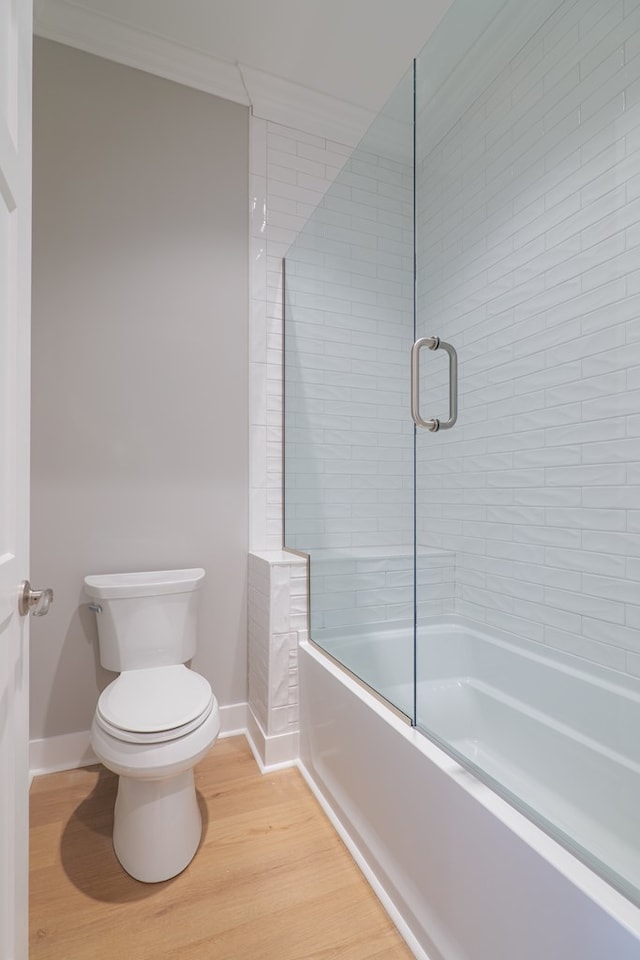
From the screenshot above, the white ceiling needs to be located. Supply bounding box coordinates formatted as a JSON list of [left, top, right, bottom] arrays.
[[35, 0, 454, 113]]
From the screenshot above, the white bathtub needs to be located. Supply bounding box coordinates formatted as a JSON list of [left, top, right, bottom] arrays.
[[300, 619, 640, 960]]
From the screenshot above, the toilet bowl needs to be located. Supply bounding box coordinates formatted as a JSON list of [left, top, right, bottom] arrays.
[[85, 568, 219, 883]]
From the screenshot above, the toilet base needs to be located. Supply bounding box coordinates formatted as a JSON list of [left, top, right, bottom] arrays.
[[113, 769, 202, 882]]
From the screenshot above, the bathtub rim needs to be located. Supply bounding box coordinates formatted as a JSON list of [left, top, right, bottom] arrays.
[[299, 636, 640, 941], [315, 614, 640, 700]]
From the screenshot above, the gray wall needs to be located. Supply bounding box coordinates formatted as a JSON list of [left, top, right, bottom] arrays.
[[30, 39, 249, 740]]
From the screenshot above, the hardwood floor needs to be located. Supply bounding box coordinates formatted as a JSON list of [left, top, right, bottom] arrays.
[[29, 736, 413, 959]]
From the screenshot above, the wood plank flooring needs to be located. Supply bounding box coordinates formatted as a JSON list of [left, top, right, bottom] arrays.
[[29, 736, 414, 960]]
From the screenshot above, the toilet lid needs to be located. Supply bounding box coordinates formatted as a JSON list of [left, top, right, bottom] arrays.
[[97, 665, 213, 734]]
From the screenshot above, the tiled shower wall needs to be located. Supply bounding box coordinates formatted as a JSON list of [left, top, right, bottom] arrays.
[[252, 110, 426, 643], [279, 94, 446, 634], [283, 130, 415, 555], [250, 118, 352, 553], [416, 0, 640, 674]]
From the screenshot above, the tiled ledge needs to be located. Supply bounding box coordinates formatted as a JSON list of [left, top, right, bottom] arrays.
[[250, 549, 308, 566], [247, 551, 309, 768], [306, 546, 454, 559]]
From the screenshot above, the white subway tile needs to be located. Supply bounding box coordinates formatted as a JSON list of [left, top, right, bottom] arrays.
[[582, 436, 640, 463], [583, 572, 640, 604], [573, 374, 630, 413], [514, 486, 582, 505], [519, 598, 582, 632], [545, 463, 626, 485], [543, 627, 626, 669], [515, 404, 581, 430], [513, 446, 582, 468], [583, 530, 640, 555], [583, 616, 640, 653], [547, 506, 627, 529], [583, 485, 640, 508], [486, 609, 544, 642], [546, 585, 625, 622], [545, 547, 627, 576], [514, 525, 582, 548], [545, 417, 625, 446]]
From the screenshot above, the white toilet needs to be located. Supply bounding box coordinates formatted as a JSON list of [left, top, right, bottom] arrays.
[[84, 567, 220, 883]]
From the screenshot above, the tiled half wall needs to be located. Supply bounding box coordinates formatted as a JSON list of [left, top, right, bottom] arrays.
[[247, 551, 307, 767]]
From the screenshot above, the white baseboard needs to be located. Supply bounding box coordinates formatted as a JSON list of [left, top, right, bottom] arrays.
[[246, 707, 299, 772], [29, 702, 268, 780], [29, 730, 97, 780], [218, 702, 249, 738]]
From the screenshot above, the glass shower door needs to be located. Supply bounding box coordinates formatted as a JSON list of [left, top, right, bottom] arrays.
[[282, 0, 640, 908], [413, 0, 640, 906], [283, 65, 416, 718]]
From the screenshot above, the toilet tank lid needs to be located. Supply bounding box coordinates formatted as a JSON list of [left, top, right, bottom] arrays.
[[84, 568, 205, 600]]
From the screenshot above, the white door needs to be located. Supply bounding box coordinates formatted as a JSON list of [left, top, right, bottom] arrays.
[[0, 2, 33, 959]]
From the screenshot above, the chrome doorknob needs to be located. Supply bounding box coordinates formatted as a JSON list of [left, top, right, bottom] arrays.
[[19, 580, 54, 617]]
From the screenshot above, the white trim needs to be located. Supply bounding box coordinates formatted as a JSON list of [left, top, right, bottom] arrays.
[[296, 758, 431, 960], [246, 707, 299, 772], [240, 64, 373, 147], [29, 730, 97, 779], [0, 115, 18, 211], [29, 702, 254, 779], [33, 0, 373, 146], [34, 0, 248, 104], [218, 702, 249, 738]]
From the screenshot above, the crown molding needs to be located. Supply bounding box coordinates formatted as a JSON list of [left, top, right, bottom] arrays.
[[34, 0, 250, 105], [33, 0, 374, 147], [239, 64, 373, 148]]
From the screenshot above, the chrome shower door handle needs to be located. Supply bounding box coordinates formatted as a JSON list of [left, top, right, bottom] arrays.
[[410, 336, 458, 432]]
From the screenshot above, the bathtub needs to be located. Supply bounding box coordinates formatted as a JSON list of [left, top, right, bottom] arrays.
[[299, 618, 640, 960]]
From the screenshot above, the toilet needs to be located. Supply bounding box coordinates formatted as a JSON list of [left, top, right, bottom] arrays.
[[84, 567, 220, 883]]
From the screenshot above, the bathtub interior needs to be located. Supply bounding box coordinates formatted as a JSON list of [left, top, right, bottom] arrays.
[[308, 547, 457, 717], [318, 616, 640, 905]]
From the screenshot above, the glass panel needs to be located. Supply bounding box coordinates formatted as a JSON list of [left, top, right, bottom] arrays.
[[284, 65, 415, 718], [415, 0, 640, 905]]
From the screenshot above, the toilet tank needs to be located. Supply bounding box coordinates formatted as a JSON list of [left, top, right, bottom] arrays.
[[84, 568, 205, 672]]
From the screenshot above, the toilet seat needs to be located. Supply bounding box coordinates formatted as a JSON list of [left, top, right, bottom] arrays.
[[96, 665, 214, 744]]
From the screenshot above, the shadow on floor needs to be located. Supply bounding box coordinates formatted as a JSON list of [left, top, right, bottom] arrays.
[[59, 765, 209, 903]]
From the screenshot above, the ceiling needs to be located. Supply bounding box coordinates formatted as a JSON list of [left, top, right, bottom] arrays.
[[34, 0, 454, 114]]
